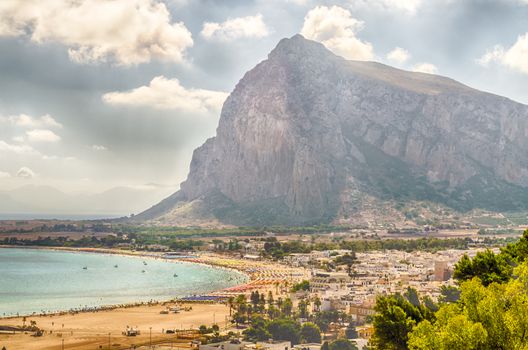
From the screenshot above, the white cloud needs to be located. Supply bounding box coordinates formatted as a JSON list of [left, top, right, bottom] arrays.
[[348, 0, 422, 15], [387, 47, 410, 65], [412, 62, 438, 74], [0, 113, 62, 129], [92, 145, 107, 151], [0, 0, 193, 65], [300, 6, 373, 61], [41, 155, 76, 161], [478, 33, 528, 74], [16, 167, 36, 179], [26, 129, 61, 143], [0, 171, 11, 178], [0, 140, 38, 155], [477, 46, 505, 66], [103, 76, 228, 113], [41, 155, 58, 160], [201, 14, 269, 42]]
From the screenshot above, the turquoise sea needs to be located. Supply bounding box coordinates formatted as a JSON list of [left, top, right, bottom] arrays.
[[0, 248, 247, 317]]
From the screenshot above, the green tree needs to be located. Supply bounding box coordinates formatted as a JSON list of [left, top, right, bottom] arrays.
[[233, 313, 247, 326], [372, 294, 433, 350], [298, 299, 309, 319], [227, 296, 235, 316], [404, 287, 420, 307], [438, 285, 460, 303], [409, 261, 528, 350], [453, 250, 511, 286], [300, 322, 322, 343], [281, 298, 293, 317], [292, 280, 310, 292], [313, 311, 342, 333], [335, 253, 357, 275], [345, 322, 358, 339], [313, 296, 321, 312], [250, 291, 260, 307], [267, 291, 274, 305], [267, 305, 280, 320], [267, 318, 301, 345], [501, 228, 528, 263], [329, 339, 358, 350], [243, 315, 270, 342], [408, 304, 487, 350], [422, 296, 439, 313]]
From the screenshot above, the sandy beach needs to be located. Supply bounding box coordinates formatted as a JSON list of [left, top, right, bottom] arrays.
[[0, 302, 229, 350], [0, 247, 306, 349]]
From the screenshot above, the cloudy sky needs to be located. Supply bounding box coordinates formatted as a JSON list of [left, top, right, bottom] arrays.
[[0, 0, 527, 195]]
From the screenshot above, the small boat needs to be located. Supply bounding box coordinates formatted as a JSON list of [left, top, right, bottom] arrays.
[[114, 265, 118, 268], [82, 266, 87, 270], [141, 270, 146, 273], [143, 261, 147, 266], [173, 274, 178, 277]]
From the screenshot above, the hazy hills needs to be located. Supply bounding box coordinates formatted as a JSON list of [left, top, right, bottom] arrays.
[[135, 35, 528, 226], [0, 184, 175, 219]]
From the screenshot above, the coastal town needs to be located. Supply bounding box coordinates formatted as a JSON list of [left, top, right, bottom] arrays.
[[0, 220, 520, 350], [2, 0, 528, 349]]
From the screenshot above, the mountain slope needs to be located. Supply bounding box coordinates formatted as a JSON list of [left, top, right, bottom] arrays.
[[136, 34, 528, 226]]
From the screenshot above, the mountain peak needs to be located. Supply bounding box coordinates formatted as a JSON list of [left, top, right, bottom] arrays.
[[137, 36, 528, 226], [269, 34, 337, 61], [267, 35, 472, 96]]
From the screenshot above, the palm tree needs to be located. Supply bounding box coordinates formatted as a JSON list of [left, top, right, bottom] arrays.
[[313, 296, 321, 312], [227, 297, 235, 316], [267, 291, 274, 306]]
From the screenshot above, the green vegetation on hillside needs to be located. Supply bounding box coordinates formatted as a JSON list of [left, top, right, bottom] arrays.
[[372, 229, 528, 350]]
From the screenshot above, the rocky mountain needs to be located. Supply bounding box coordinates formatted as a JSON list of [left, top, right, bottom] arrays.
[[136, 34, 528, 226]]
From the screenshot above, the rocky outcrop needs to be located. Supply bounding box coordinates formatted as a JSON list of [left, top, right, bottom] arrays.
[[136, 35, 528, 225]]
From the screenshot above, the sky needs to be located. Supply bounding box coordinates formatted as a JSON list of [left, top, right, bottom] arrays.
[[0, 0, 528, 195]]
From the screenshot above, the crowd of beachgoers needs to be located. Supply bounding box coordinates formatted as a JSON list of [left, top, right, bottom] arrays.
[[174, 253, 308, 299]]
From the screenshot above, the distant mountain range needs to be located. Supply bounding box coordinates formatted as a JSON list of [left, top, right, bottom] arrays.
[[134, 34, 528, 226], [0, 184, 175, 219]]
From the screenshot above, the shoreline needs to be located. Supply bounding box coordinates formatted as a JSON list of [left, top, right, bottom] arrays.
[[0, 245, 253, 319]]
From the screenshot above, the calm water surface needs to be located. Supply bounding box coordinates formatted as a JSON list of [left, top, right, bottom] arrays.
[[0, 248, 247, 316]]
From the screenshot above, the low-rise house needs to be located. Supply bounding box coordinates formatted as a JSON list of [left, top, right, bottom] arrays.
[[349, 300, 376, 325], [199, 339, 250, 350], [310, 271, 351, 292], [200, 340, 292, 350], [252, 341, 292, 350], [293, 344, 321, 350], [284, 253, 312, 267]]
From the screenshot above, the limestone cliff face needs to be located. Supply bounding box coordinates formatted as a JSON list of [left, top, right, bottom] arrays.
[[137, 35, 528, 225]]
